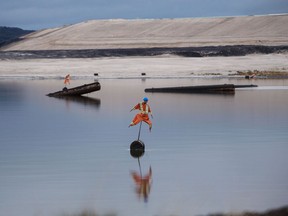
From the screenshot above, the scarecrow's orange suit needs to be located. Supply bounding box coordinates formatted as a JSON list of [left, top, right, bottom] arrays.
[[64, 74, 70, 85], [129, 100, 153, 131]]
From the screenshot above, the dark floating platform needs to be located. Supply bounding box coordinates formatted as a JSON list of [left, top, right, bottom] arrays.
[[47, 81, 101, 97], [145, 84, 257, 94]]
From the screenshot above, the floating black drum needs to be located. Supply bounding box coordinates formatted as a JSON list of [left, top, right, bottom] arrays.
[[130, 140, 145, 158]]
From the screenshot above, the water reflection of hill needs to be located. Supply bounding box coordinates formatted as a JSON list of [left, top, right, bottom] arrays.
[[0, 82, 24, 106]]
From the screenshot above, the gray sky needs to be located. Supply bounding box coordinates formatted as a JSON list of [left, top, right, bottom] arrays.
[[0, 0, 288, 30]]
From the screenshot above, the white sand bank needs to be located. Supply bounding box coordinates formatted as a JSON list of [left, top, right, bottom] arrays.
[[0, 54, 288, 79], [2, 14, 288, 51]]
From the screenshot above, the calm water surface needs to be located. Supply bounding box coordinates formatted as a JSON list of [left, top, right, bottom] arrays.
[[0, 78, 288, 216]]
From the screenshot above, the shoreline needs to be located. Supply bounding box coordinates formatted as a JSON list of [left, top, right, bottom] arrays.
[[0, 53, 287, 80]]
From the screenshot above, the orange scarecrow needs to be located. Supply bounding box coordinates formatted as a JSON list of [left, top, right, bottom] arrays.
[[129, 97, 153, 131], [64, 74, 70, 85]]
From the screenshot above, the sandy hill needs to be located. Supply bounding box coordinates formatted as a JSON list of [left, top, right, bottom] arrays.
[[1, 14, 288, 51]]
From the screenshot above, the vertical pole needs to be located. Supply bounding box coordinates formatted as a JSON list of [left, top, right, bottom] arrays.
[[137, 121, 142, 140], [138, 157, 142, 178]]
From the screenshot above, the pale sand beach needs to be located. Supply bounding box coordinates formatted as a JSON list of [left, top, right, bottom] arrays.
[[0, 53, 287, 79]]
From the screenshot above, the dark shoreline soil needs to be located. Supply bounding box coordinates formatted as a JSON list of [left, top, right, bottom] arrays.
[[205, 205, 288, 216], [0, 45, 288, 60]]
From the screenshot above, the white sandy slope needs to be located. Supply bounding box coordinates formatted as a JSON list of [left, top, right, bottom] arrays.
[[1, 14, 288, 51], [0, 53, 287, 79]]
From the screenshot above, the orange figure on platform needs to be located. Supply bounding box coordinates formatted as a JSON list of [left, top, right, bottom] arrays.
[[64, 74, 70, 85], [131, 166, 152, 202], [129, 97, 153, 131]]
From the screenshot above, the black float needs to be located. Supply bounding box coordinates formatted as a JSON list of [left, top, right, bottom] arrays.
[[130, 140, 145, 158]]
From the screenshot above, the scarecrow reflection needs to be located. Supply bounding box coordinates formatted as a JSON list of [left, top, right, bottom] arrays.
[[130, 143, 152, 202], [131, 164, 152, 202]]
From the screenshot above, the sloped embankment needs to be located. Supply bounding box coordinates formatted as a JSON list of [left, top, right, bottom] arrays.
[[1, 14, 288, 51]]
